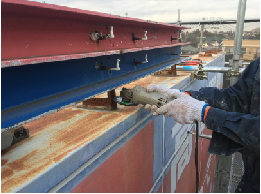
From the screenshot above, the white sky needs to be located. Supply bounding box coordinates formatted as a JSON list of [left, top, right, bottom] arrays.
[[30, 0, 260, 31]]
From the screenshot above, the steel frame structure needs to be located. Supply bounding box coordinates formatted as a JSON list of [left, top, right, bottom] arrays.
[[1, 0, 189, 132]]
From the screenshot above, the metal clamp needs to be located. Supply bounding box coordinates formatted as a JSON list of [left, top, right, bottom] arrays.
[[227, 69, 241, 77], [194, 63, 207, 80]]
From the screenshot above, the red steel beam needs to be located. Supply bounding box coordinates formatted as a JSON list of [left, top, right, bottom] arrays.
[[1, 0, 190, 67]]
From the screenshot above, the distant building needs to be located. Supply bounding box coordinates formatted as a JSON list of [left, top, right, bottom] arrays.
[[222, 40, 260, 61]]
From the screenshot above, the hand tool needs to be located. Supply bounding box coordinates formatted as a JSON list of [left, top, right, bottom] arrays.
[[113, 85, 176, 107]]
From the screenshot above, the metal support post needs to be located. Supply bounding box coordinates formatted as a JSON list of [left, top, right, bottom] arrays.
[[178, 9, 181, 43], [199, 25, 205, 52], [229, 0, 246, 85]]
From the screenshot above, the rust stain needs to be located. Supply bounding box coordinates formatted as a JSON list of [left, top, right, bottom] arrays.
[[1, 168, 14, 179], [1, 159, 8, 166], [54, 112, 123, 145], [1, 161, 51, 193], [53, 148, 75, 163], [7, 150, 38, 171], [1, 109, 136, 192], [23, 108, 84, 136]]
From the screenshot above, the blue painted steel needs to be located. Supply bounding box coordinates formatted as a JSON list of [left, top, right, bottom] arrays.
[[2, 46, 187, 130]]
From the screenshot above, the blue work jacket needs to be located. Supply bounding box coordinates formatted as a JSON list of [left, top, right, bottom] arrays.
[[188, 57, 260, 193]]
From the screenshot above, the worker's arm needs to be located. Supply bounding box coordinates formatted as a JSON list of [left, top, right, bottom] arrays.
[[151, 97, 260, 154], [204, 106, 260, 154], [145, 58, 260, 155], [187, 57, 260, 114]]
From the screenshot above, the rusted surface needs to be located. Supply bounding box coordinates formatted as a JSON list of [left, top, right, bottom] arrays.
[[82, 90, 117, 110], [1, 65, 194, 193], [198, 53, 212, 57], [1, 159, 8, 166], [1, 106, 138, 192], [153, 64, 177, 76], [206, 49, 221, 54]]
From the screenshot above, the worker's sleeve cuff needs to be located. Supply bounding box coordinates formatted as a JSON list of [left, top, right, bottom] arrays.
[[186, 90, 200, 99], [203, 106, 211, 123], [184, 91, 191, 96], [204, 107, 228, 133]]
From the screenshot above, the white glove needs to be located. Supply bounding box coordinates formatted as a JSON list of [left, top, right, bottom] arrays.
[[153, 95, 206, 124], [143, 84, 185, 112], [146, 84, 182, 98]]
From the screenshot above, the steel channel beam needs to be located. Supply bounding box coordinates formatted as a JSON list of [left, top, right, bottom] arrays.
[[1, 0, 189, 67], [2, 54, 190, 131], [1, 1, 190, 130]]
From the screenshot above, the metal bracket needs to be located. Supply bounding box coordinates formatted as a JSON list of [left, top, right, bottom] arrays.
[[1, 126, 29, 150], [133, 54, 148, 66], [194, 63, 207, 80], [229, 58, 243, 68], [153, 64, 177, 76], [171, 36, 179, 42], [82, 89, 117, 110], [132, 31, 147, 42], [99, 59, 121, 71], [89, 26, 114, 42], [12, 126, 29, 145]]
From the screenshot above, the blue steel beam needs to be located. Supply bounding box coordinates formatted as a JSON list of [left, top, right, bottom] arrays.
[[2, 46, 189, 130]]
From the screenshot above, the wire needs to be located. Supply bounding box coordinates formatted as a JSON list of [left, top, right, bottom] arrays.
[[195, 121, 199, 193]]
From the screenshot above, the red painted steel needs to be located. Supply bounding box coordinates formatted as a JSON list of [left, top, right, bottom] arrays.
[[1, 0, 189, 67], [70, 120, 154, 193], [1, 43, 189, 68]]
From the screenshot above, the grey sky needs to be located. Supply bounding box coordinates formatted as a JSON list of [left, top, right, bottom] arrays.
[[31, 0, 260, 30]]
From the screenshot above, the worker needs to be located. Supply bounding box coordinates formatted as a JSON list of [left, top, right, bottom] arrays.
[[143, 57, 260, 193]]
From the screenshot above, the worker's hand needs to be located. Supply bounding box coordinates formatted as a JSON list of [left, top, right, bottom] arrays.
[[146, 84, 183, 98], [152, 95, 206, 124], [142, 84, 191, 112]]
